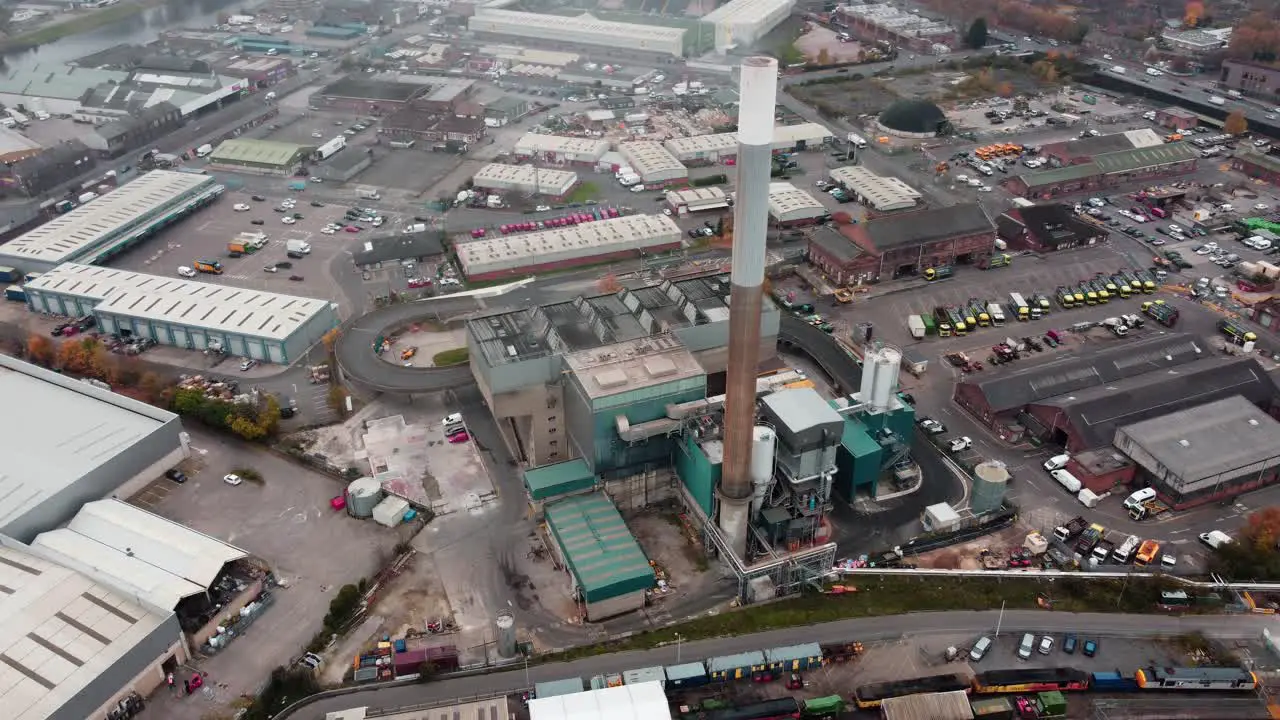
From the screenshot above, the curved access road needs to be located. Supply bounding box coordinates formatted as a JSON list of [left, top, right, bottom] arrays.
[[287, 610, 1269, 719], [779, 314, 862, 393], [335, 297, 481, 393]]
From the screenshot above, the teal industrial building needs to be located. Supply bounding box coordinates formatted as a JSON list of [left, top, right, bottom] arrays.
[[544, 493, 656, 620], [479, 274, 922, 611]]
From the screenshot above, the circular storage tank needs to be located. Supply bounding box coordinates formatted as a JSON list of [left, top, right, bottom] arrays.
[[870, 347, 901, 408], [346, 476, 384, 519], [971, 460, 1010, 515], [496, 611, 517, 659]]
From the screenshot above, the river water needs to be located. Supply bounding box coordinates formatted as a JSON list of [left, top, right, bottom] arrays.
[[1, 0, 248, 74]]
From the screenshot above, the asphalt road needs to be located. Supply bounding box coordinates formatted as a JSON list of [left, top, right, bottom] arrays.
[[292, 610, 1272, 719]]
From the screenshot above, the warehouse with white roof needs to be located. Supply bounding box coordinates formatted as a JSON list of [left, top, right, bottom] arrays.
[[0, 354, 186, 544], [768, 182, 828, 226], [0, 170, 223, 274], [0, 545, 188, 720], [456, 214, 681, 281], [666, 187, 731, 213], [619, 141, 688, 184], [22, 263, 338, 364], [473, 163, 580, 198], [664, 133, 740, 163], [828, 166, 922, 211], [772, 122, 834, 151], [529, 681, 670, 720], [703, 0, 797, 52], [469, 9, 687, 57], [515, 133, 611, 165]]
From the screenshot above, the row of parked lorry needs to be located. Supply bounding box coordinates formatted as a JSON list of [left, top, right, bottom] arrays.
[[1055, 270, 1159, 309]]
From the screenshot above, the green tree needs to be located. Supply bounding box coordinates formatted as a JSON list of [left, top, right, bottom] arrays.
[[965, 18, 989, 50]]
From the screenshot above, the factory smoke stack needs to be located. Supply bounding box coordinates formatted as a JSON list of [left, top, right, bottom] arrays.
[[718, 56, 777, 560]]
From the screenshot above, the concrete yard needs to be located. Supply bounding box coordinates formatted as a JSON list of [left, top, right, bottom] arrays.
[[128, 427, 403, 720]]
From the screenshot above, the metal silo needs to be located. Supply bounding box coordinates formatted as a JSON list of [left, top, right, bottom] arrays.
[[971, 460, 1010, 515], [346, 476, 384, 518], [869, 346, 901, 410], [496, 610, 517, 659], [749, 426, 775, 517]]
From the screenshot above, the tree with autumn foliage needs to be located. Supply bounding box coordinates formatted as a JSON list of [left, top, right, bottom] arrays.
[[597, 273, 623, 294], [1224, 110, 1248, 136], [25, 334, 54, 367], [1227, 13, 1280, 62], [1208, 507, 1280, 580]]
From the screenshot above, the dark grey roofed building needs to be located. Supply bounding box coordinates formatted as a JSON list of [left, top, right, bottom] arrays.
[[862, 203, 994, 252], [1030, 356, 1278, 450], [997, 203, 1108, 252], [1, 141, 97, 198], [352, 231, 446, 269]]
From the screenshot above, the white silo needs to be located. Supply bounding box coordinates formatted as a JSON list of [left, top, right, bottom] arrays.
[[496, 611, 517, 659], [869, 346, 901, 410], [858, 347, 879, 401], [749, 426, 775, 517]]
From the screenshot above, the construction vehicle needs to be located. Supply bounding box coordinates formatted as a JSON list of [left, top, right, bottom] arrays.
[[968, 298, 991, 327], [1102, 317, 1129, 337], [1030, 293, 1051, 317], [193, 259, 223, 274], [1074, 523, 1105, 556], [1096, 273, 1120, 299], [1055, 286, 1076, 309], [1134, 540, 1161, 566], [1109, 274, 1132, 298], [1133, 270, 1158, 293], [1219, 318, 1257, 344], [1087, 278, 1111, 302], [1008, 292, 1030, 321], [1141, 300, 1179, 327], [931, 308, 953, 337], [924, 265, 954, 281], [980, 253, 1012, 270], [986, 302, 1006, 326], [1078, 281, 1099, 305], [1053, 516, 1088, 543], [1128, 498, 1170, 521]]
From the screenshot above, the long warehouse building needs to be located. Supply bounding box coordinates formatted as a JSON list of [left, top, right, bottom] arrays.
[[22, 263, 339, 364], [455, 214, 681, 281], [515, 133, 611, 166], [468, 9, 687, 57], [702, 0, 797, 52], [662, 122, 836, 163], [619, 141, 688, 184], [473, 163, 579, 198], [0, 171, 223, 274]]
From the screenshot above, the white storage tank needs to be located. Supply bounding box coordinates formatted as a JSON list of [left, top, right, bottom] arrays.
[[971, 460, 1009, 515], [496, 611, 517, 658], [347, 476, 384, 518], [750, 426, 775, 516], [869, 346, 901, 409]]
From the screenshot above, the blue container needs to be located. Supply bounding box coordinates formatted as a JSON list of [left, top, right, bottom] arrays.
[[394, 639, 407, 652], [403, 509, 418, 521]]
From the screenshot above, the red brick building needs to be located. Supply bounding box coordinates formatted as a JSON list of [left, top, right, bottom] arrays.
[[1230, 147, 1280, 185], [1067, 449, 1137, 493], [1154, 107, 1198, 131], [953, 334, 1277, 452], [806, 204, 995, 284], [1220, 59, 1280, 100], [996, 204, 1109, 253]]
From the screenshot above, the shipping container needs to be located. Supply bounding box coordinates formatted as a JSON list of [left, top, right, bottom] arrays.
[[0, 266, 19, 283], [5, 285, 25, 302]]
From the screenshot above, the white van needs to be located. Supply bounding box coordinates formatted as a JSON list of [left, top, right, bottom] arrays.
[[1018, 633, 1035, 659], [1123, 487, 1156, 511], [1043, 454, 1069, 471], [1051, 469, 1082, 493], [970, 636, 992, 662]]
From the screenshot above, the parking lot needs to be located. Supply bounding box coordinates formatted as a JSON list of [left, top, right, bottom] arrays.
[[107, 190, 407, 313], [129, 427, 402, 717]]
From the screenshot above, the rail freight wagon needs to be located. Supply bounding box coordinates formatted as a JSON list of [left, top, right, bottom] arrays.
[[972, 668, 1091, 694], [854, 673, 971, 708]]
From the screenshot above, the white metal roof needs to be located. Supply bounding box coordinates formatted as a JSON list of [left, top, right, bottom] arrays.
[[529, 681, 670, 720], [768, 181, 827, 221], [515, 133, 610, 160], [67, 500, 248, 588], [0, 355, 174, 538], [455, 214, 679, 276], [30, 530, 207, 611], [772, 122, 833, 147], [470, 9, 686, 44], [0, 171, 217, 265], [26, 263, 334, 342], [0, 546, 171, 720], [663, 133, 738, 158], [619, 142, 686, 177], [473, 163, 579, 191], [704, 0, 794, 24], [829, 166, 922, 211]]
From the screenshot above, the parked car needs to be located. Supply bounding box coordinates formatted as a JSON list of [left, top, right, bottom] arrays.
[[917, 417, 947, 434], [223, 473, 244, 486], [948, 436, 973, 453], [165, 469, 187, 484]]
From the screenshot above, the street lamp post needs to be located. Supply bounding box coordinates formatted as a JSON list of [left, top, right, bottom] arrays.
[[995, 600, 1006, 637], [675, 633, 683, 663]]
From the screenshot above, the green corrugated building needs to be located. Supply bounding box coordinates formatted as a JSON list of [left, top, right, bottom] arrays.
[[673, 433, 720, 515], [523, 458, 595, 508], [834, 416, 882, 499], [544, 493, 655, 619]]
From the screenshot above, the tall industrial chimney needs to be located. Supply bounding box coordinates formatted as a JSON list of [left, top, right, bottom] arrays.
[[718, 56, 777, 560]]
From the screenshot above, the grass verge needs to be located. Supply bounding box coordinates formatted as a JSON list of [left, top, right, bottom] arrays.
[[565, 182, 599, 204], [0, 1, 151, 51], [542, 574, 1185, 662], [432, 347, 469, 366]]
